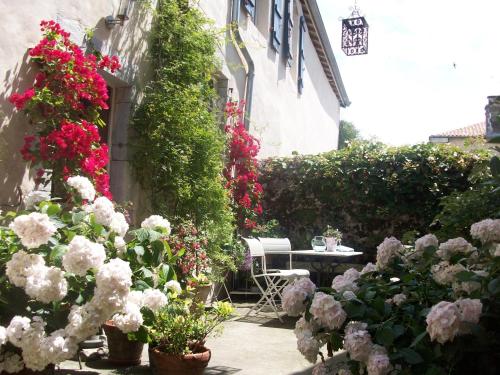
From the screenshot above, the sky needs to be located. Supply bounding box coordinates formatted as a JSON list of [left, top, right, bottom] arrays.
[[317, 0, 500, 145]]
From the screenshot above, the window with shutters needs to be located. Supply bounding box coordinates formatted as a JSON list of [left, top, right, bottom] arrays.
[[243, 0, 256, 21], [271, 0, 283, 52], [284, 0, 294, 66], [298, 15, 306, 93]]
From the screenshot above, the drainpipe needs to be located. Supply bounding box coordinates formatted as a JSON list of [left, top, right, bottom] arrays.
[[230, 0, 255, 130]]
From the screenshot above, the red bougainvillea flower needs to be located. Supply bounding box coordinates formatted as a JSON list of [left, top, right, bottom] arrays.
[[224, 100, 263, 231]]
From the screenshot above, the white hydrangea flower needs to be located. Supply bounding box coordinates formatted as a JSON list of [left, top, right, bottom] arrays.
[[142, 289, 168, 312], [23, 190, 50, 209], [6, 250, 45, 288], [62, 235, 106, 276], [342, 290, 357, 300], [344, 321, 372, 362], [113, 302, 144, 333], [470, 219, 500, 244], [91, 197, 115, 226], [0, 352, 24, 374], [67, 176, 96, 201], [360, 262, 377, 274], [376, 237, 403, 270], [0, 326, 7, 346], [426, 301, 461, 344], [110, 212, 129, 237], [294, 316, 316, 340], [452, 280, 481, 295], [282, 278, 316, 316], [6, 316, 31, 347], [9, 212, 57, 249], [64, 302, 102, 341], [114, 236, 127, 257], [309, 292, 346, 330], [392, 293, 407, 306], [493, 244, 500, 257], [41, 329, 78, 364], [165, 280, 182, 294], [312, 363, 331, 375], [415, 234, 439, 253], [95, 258, 133, 306], [436, 237, 476, 260], [25, 265, 68, 303], [331, 268, 360, 293], [431, 261, 465, 285], [127, 290, 144, 307], [141, 215, 171, 234], [297, 336, 322, 363], [455, 298, 482, 334], [367, 345, 392, 375]]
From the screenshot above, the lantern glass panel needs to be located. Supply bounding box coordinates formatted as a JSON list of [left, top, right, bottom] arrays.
[[342, 16, 369, 56]]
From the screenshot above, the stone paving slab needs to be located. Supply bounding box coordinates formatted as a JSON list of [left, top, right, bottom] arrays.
[[56, 305, 346, 375]]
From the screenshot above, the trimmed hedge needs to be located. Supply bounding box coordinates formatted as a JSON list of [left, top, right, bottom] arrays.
[[259, 142, 489, 256]]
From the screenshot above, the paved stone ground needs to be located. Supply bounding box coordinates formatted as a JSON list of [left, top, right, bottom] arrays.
[[55, 304, 346, 375]]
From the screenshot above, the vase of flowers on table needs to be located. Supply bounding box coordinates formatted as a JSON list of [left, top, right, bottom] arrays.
[[323, 226, 342, 252]]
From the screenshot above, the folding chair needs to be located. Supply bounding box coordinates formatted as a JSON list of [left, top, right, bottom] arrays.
[[242, 238, 307, 322]]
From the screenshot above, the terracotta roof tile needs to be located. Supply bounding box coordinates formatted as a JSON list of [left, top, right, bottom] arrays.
[[431, 122, 486, 138]]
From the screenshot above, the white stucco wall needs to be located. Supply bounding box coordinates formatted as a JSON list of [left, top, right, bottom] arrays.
[[0, 0, 154, 218], [199, 0, 341, 158]]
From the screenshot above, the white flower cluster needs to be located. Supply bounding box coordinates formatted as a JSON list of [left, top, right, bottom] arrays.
[[9, 212, 57, 249], [436, 237, 475, 260], [282, 278, 316, 317], [360, 262, 376, 274], [366, 345, 393, 375], [331, 268, 360, 293], [0, 351, 24, 374], [143, 289, 168, 311], [23, 190, 50, 209], [84, 196, 129, 237], [343, 322, 372, 362], [309, 292, 346, 330], [470, 219, 500, 244], [426, 298, 482, 344], [165, 280, 182, 294], [62, 235, 106, 276], [114, 236, 127, 256], [141, 215, 171, 234], [431, 261, 465, 285], [5, 316, 78, 371], [312, 363, 331, 375], [113, 302, 143, 333], [294, 317, 321, 363], [391, 293, 407, 306], [6, 250, 67, 304], [67, 176, 96, 201], [414, 234, 439, 253], [376, 237, 403, 270]]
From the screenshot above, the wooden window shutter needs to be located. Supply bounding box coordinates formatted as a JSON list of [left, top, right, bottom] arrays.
[[243, 0, 256, 21], [271, 0, 283, 52], [298, 15, 306, 93], [284, 0, 294, 66]]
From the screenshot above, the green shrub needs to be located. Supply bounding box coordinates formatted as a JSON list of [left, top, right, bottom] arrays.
[[131, 0, 235, 270], [259, 141, 489, 256]]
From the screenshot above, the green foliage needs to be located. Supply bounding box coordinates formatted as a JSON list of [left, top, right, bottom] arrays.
[[147, 299, 233, 354], [131, 0, 235, 266], [338, 120, 361, 149], [259, 141, 489, 255]]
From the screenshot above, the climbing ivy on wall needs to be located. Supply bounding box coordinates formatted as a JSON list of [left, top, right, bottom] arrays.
[[131, 0, 234, 264], [259, 141, 490, 256]]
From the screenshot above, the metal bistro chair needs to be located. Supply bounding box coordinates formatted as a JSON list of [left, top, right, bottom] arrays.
[[259, 237, 310, 299], [243, 238, 293, 322]]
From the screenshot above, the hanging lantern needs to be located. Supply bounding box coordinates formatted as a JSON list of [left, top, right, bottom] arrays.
[[341, 5, 369, 56]]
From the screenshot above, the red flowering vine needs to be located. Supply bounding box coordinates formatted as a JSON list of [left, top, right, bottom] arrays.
[[224, 100, 263, 231], [9, 20, 120, 198]]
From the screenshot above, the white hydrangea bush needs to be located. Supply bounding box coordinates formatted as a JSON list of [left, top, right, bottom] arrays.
[[289, 219, 500, 375], [0, 176, 178, 372]]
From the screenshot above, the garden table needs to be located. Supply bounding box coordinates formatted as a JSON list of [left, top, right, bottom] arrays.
[[265, 246, 363, 286]]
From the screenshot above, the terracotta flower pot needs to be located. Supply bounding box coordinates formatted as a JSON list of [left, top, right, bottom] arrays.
[[149, 346, 211, 375], [102, 321, 144, 366]]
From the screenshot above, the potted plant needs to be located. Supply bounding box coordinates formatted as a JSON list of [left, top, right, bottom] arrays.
[[146, 299, 233, 375], [323, 226, 342, 251], [103, 215, 181, 366]]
